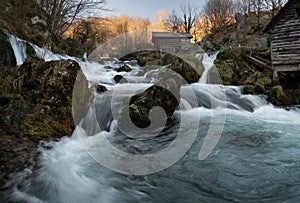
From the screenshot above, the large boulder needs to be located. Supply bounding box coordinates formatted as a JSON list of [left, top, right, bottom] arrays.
[[167, 57, 201, 84], [122, 70, 183, 128], [0, 57, 81, 141]]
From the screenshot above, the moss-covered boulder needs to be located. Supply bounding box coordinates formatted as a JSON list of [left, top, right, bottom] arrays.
[[167, 58, 201, 84], [122, 70, 183, 128], [267, 86, 294, 106], [128, 84, 180, 128], [0, 57, 81, 141]]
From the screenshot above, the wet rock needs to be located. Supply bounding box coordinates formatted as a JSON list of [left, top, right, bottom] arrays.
[[128, 84, 180, 128], [96, 84, 107, 93], [124, 70, 183, 128], [114, 75, 128, 84], [0, 135, 37, 185], [168, 58, 201, 84], [117, 64, 132, 72]]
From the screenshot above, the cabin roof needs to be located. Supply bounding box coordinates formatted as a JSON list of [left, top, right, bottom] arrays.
[[264, 0, 296, 33], [152, 32, 193, 39]]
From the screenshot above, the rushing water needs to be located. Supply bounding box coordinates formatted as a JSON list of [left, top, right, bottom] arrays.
[[1, 34, 300, 203]]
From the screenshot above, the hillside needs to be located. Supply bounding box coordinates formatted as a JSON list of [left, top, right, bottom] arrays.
[[0, 0, 49, 47]]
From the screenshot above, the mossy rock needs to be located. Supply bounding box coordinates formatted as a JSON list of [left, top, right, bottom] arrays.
[[114, 75, 128, 83], [127, 84, 179, 128], [0, 57, 81, 140], [117, 64, 132, 72], [267, 86, 293, 106], [243, 85, 255, 94], [20, 113, 54, 141], [96, 84, 107, 94], [257, 76, 272, 87], [0, 30, 16, 73], [168, 58, 201, 84], [254, 82, 266, 94]]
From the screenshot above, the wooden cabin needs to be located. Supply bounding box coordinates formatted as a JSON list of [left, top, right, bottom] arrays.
[[264, 0, 300, 79], [152, 32, 192, 53]]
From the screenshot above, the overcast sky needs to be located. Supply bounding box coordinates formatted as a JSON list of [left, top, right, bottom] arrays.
[[102, 0, 206, 21]]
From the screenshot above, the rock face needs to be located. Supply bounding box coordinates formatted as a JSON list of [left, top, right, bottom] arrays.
[[0, 57, 80, 140], [0, 30, 16, 73]]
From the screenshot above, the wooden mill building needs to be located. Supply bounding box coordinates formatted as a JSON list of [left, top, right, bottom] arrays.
[[264, 0, 300, 78], [152, 32, 192, 53]]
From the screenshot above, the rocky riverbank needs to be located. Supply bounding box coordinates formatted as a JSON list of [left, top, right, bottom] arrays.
[[215, 47, 300, 106], [0, 57, 80, 185]]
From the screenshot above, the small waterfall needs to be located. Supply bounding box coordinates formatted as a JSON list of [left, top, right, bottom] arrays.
[[198, 52, 218, 84], [6, 33, 28, 65], [5, 32, 83, 66]]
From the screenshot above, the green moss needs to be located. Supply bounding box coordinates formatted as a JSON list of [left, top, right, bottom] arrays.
[[257, 76, 272, 87], [20, 113, 54, 141], [243, 85, 255, 94]]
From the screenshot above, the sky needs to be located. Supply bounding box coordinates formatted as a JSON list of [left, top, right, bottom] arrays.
[[102, 0, 206, 21]]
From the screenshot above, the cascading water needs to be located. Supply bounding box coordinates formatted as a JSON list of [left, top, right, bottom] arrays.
[[7, 33, 28, 65], [198, 52, 218, 84], [1, 34, 300, 203]]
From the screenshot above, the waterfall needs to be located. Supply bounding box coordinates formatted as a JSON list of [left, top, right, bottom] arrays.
[[197, 52, 218, 84], [5, 32, 81, 66], [6, 33, 28, 65]]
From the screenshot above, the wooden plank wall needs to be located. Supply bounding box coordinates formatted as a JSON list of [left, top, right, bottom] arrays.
[[271, 1, 300, 66]]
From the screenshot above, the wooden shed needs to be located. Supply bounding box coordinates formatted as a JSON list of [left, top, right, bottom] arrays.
[[264, 0, 300, 79], [152, 32, 192, 53]]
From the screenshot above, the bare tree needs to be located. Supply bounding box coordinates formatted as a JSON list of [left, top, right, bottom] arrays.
[[153, 9, 169, 31], [264, 0, 288, 18], [203, 0, 235, 28], [179, 2, 200, 33], [36, 0, 107, 37], [165, 9, 183, 32], [235, 0, 251, 15]]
